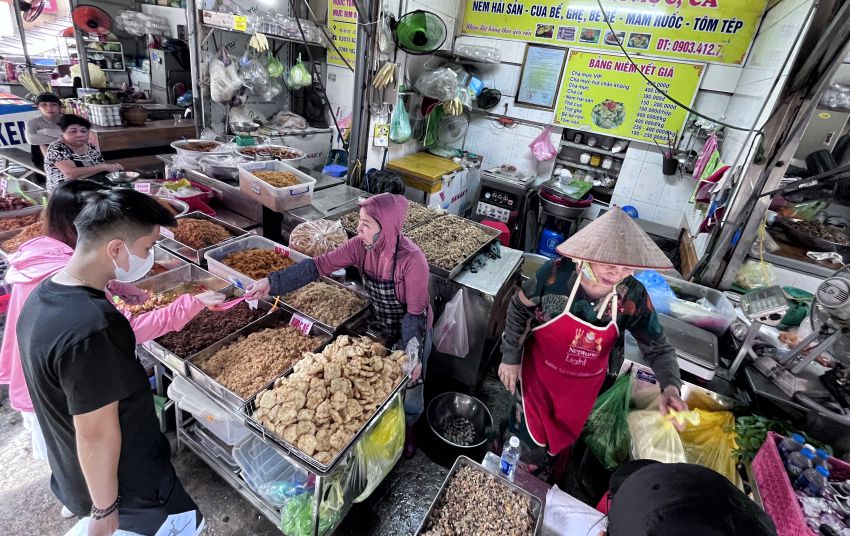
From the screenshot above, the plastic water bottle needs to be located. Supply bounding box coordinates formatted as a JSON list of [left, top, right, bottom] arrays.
[[795, 465, 830, 497], [778, 433, 806, 460], [786, 448, 815, 480], [500, 436, 521, 482], [814, 449, 832, 471]]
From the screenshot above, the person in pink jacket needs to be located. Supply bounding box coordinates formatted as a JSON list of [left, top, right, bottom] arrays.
[[0, 181, 222, 470], [246, 193, 432, 457]]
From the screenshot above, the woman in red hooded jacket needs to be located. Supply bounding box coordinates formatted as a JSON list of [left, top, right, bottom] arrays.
[[246, 193, 432, 457]]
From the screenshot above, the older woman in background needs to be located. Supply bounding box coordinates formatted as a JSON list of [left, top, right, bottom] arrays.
[[43, 114, 122, 193]]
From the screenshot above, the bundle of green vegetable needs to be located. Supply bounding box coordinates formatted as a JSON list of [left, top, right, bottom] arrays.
[[735, 414, 832, 462]]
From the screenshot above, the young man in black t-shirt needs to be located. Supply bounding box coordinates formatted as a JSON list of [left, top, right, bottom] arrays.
[[17, 189, 201, 536]]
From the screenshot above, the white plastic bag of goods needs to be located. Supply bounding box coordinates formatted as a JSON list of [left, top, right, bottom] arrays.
[[433, 288, 470, 357], [64, 511, 204, 536]]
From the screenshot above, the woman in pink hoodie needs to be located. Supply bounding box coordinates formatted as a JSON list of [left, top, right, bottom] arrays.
[[246, 193, 432, 457], [0, 180, 221, 465]]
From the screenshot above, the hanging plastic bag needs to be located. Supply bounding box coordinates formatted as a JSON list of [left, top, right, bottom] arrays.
[[289, 219, 348, 257], [627, 409, 699, 463], [433, 289, 469, 357], [389, 96, 412, 144], [266, 52, 285, 78], [584, 373, 632, 470], [280, 473, 344, 536], [529, 127, 557, 161], [414, 68, 459, 101], [353, 395, 405, 502], [287, 54, 312, 90], [678, 409, 741, 487]]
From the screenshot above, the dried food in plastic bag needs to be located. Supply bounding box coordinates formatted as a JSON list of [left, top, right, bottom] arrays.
[[733, 260, 776, 290], [529, 126, 557, 161], [584, 373, 632, 470], [289, 219, 348, 257], [414, 68, 458, 101]]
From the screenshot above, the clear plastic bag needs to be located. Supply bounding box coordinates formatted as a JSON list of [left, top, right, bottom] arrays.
[[627, 409, 699, 463], [389, 96, 412, 144], [678, 409, 741, 487], [584, 373, 632, 470], [353, 395, 405, 502], [433, 289, 469, 357], [414, 68, 459, 101], [258, 471, 313, 508], [529, 126, 557, 161], [733, 260, 776, 290], [289, 219, 349, 257]]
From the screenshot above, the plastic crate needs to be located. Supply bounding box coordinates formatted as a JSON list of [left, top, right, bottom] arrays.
[[752, 432, 850, 536], [233, 434, 306, 495], [204, 235, 310, 289], [167, 374, 250, 446], [193, 423, 240, 473], [657, 274, 736, 336], [237, 160, 316, 212]]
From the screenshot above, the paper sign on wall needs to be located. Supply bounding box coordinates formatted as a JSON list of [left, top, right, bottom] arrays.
[[553, 50, 704, 144], [328, 0, 358, 69], [461, 0, 767, 65]]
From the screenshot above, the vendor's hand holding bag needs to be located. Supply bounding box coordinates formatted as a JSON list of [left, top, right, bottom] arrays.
[[627, 409, 699, 463], [433, 289, 469, 358]]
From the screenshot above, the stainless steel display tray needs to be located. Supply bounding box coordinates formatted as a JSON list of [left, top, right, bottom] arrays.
[[414, 455, 543, 535], [242, 368, 408, 476], [158, 211, 249, 265], [408, 215, 502, 280], [134, 263, 231, 295], [186, 308, 332, 411], [143, 287, 269, 376], [279, 277, 371, 333], [149, 245, 189, 277]]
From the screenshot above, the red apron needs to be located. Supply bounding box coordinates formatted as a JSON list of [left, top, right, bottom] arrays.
[[520, 275, 620, 455]]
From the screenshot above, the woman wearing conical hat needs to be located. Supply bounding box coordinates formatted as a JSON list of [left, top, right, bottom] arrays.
[[498, 208, 687, 475]]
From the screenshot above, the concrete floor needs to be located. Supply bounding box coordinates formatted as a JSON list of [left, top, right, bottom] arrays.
[[0, 386, 449, 536]]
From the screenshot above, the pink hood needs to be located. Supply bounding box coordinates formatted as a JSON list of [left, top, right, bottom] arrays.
[[5, 236, 73, 286], [360, 193, 407, 255]]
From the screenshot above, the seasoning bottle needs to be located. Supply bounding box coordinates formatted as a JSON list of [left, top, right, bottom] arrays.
[[579, 152, 591, 164], [590, 154, 602, 167], [587, 136, 598, 147], [602, 157, 613, 170], [573, 132, 583, 144]]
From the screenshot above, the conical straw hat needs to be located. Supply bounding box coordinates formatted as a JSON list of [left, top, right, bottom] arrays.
[[555, 207, 673, 269]]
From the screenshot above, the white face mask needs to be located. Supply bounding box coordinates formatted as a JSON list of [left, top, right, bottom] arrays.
[[112, 244, 154, 282]]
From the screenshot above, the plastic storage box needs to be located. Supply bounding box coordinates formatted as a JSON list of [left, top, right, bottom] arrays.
[[192, 423, 240, 473], [167, 374, 250, 446], [658, 274, 736, 337], [237, 160, 316, 212], [205, 235, 310, 289], [233, 434, 307, 495]]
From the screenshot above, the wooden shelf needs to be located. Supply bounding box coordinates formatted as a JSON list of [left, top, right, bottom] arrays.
[[560, 140, 627, 159]]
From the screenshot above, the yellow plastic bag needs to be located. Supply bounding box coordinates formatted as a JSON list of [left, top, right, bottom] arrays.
[[627, 409, 699, 463], [353, 394, 404, 502], [679, 409, 741, 488]]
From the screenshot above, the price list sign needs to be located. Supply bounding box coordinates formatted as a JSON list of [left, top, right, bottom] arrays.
[[553, 50, 704, 144]]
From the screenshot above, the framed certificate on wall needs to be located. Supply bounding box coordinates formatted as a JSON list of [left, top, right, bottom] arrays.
[[515, 45, 568, 110]]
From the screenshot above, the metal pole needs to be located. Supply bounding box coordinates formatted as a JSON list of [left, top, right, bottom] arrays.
[[13, 0, 33, 79], [69, 0, 91, 88], [186, 0, 202, 135], [348, 0, 378, 186]]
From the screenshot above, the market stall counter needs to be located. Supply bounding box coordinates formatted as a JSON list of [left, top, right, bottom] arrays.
[[92, 120, 197, 171]]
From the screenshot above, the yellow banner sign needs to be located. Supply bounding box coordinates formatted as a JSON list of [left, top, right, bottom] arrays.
[[462, 0, 766, 65], [554, 50, 704, 143], [328, 0, 357, 69]]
